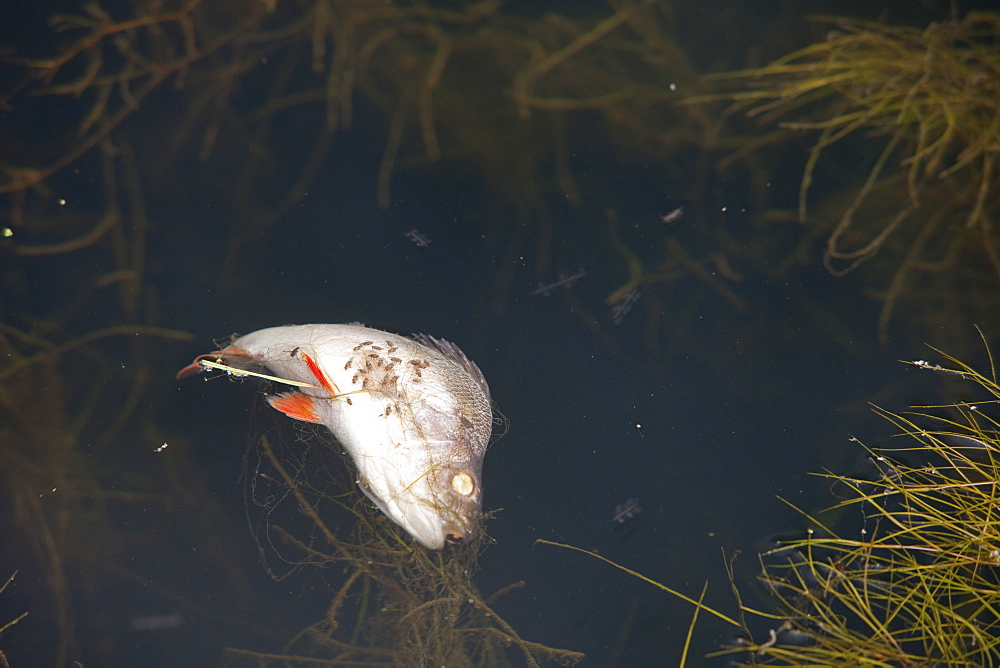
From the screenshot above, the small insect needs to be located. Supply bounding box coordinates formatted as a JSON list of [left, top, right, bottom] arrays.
[[289, 347, 300, 357], [344, 360, 352, 370], [405, 228, 432, 247], [612, 497, 642, 525]]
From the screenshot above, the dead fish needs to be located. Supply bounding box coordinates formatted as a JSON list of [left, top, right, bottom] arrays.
[[178, 323, 493, 550]]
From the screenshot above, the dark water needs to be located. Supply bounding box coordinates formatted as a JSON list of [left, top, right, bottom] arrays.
[[1, 0, 995, 666]]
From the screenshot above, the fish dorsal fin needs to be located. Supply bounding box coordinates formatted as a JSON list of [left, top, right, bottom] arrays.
[[267, 392, 322, 423], [411, 333, 490, 398]]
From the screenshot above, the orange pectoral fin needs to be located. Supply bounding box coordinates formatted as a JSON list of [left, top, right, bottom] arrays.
[[267, 392, 323, 423]]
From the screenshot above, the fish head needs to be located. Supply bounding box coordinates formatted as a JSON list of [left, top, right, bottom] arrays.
[[357, 454, 484, 551], [353, 364, 490, 549]]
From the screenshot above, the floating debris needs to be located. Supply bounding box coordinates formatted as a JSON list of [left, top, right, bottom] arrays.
[[404, 228, 432, 247], [129, 612, 184, 632], [659, 206, 684, 224], [530, 269, 586, 296], [612, 497, 642, 525], [610, 289, 641, 325]]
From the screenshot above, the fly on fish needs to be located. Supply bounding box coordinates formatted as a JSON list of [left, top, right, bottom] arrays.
[[177, 323, 494, 550]]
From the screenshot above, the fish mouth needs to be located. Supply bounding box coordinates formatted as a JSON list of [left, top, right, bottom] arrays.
[[443, 516, 475, 545], [357, 477, 478, 550], [437, 515, 477, 548]]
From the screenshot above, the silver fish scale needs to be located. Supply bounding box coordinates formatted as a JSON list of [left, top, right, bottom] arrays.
[[412, 333, 492, 461]]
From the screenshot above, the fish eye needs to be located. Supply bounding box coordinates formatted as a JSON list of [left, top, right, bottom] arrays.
[[451, 472, 475, 496]]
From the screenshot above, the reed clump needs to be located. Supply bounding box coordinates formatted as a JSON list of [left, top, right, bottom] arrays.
[[709, 12, 1000, 341], [728, 350, 1000, 665], [546, 346, 1000, 665]]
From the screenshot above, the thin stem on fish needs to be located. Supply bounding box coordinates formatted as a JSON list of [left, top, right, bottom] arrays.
[[198, 358, 321, 388]]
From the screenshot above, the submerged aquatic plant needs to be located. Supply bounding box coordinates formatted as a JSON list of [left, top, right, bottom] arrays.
[[546, 344, 1000, 665], [0, 0, 702, 282], [710, 12, 1000, 341], [227, 433, 582, 667], [0, 572, 27, 668], [0, 1, 700, 662], [734, 349, 1000, 666]]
